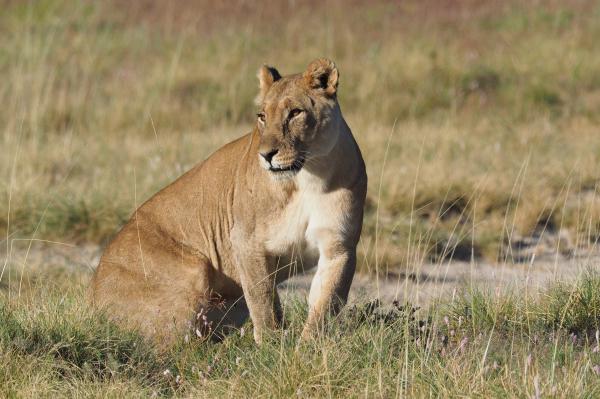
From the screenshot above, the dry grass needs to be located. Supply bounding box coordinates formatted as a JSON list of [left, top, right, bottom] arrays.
[[4, 2, 600, 396], [4, 261, 600, 397], [2, 0, 600, 266]]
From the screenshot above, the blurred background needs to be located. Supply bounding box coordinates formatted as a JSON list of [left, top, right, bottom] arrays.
[[2, 0, 600, 272]]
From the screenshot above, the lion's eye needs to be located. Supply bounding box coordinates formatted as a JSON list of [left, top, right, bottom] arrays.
[[289, 109, 303, 119], [257, 113, 266, 124]]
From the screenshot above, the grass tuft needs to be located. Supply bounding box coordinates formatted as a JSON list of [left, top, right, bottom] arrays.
[[3, 269, 600, 396]]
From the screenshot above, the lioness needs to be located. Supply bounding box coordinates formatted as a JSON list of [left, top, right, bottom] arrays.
[[90, 58, 367, 344]]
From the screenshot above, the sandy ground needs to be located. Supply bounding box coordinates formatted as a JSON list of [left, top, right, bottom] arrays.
[[3, 241, 600, 307], [282, 254, 600, 306]]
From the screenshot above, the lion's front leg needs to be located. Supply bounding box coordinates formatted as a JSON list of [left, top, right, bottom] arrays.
[[301, 246, 357, 340], [233, 247, 283, 344]]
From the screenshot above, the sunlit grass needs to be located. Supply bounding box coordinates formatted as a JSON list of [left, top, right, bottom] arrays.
[[3, 267, 600, 397], [2, 1, 600, 263], [3, 1, 600, 395]]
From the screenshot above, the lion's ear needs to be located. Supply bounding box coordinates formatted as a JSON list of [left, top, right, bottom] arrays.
[[303, 58, 339, 97], [256, 65, 281, 104]]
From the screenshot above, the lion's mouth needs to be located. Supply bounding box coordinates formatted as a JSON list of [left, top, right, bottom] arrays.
[[269, 157, 305, 174]]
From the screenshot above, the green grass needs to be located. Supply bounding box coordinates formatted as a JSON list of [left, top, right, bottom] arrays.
[[3, 1, 600, 394], [3, 268, 600, 397]]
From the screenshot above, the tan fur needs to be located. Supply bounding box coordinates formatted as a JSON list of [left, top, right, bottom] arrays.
[[90, 58, 367, 344]]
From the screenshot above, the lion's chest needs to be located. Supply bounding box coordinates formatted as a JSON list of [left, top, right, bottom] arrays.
[[264, 189, 338, 274]]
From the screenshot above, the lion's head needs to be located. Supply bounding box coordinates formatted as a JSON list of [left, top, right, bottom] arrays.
[[255, 58, 341, 178]]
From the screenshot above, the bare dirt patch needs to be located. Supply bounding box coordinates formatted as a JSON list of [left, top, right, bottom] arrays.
[[3, 242, 600, 307]]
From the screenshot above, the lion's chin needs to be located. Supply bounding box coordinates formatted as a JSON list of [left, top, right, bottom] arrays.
[[270, 170, 300, 181], [267, 157, 305, 178]]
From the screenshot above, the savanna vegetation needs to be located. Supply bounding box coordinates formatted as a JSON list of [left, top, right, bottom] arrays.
[[4, 263, 600, 396], [2, 0, 600, 264], [3, 0, 600, 396]]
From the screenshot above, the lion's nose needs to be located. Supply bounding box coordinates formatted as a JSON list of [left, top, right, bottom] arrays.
[[259, 149, 278, 164]]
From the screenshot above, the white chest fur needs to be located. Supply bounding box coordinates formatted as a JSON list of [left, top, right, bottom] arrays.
[[265, 174, 345, 272]]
